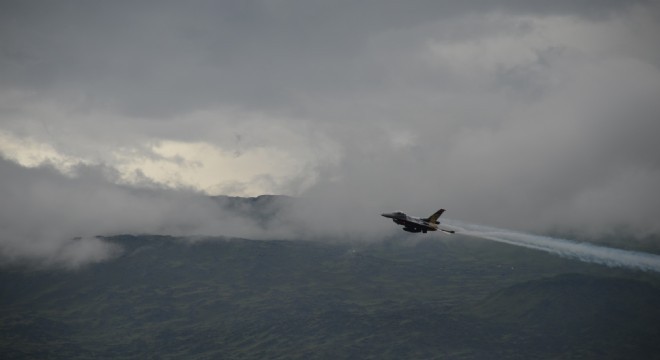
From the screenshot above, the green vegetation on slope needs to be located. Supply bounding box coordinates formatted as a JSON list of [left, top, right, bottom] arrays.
[[1, 235, 659, 359]]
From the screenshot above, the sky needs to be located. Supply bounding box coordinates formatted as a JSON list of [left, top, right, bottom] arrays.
[[1, 1, 660, 267]]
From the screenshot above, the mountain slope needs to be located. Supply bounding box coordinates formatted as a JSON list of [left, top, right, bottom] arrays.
[[472, 273, 660, 358], [1, 236, 659, 359]]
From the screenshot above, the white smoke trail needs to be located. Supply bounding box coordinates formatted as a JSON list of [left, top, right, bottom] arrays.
[[444, 220, 660, 273]]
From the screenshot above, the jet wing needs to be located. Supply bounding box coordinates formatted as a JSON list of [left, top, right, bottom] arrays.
[[400, 218, 436, 232]]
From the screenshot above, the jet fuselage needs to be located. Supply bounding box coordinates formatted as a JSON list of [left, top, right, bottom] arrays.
[[381, 209, 454, 234]]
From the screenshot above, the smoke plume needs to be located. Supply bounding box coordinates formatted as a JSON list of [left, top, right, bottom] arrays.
[[448, 220, 660, 273]]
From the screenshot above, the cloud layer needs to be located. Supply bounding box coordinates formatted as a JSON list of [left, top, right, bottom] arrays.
[[1, 1, 660, 266]]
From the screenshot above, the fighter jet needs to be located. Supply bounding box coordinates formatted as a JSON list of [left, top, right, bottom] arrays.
[[381, 209, 455, 234]]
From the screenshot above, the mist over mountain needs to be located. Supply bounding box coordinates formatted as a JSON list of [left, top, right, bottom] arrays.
[[1, 156, 657, 271], [0, 157, 298, 268]]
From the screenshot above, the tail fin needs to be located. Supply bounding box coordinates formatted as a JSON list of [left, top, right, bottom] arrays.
[[426, 209, 445, 224]]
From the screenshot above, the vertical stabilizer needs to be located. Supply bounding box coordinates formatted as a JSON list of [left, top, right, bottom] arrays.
[[426, 209, 445, 224]]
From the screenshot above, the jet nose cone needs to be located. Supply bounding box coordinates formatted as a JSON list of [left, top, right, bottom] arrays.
[[381, 213, 392, 218]]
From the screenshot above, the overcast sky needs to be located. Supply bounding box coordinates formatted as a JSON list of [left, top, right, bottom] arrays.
[[1, 1, 659, 266]]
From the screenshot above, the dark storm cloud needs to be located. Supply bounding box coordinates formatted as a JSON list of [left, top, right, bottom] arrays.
[[0, 0, 645, 116]]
